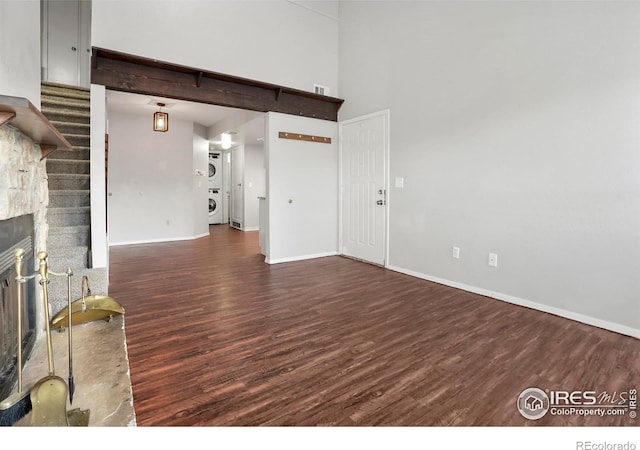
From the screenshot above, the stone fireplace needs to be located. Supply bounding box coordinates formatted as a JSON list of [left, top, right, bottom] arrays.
[[0, 123, 50, 405], [1, 96, 135, 427]]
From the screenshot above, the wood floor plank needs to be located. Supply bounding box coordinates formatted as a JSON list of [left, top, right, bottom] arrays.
[[109, 225, 640, 426]]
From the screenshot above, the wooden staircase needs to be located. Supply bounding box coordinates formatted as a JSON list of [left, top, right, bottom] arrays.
[[41, 81, 107, 314]]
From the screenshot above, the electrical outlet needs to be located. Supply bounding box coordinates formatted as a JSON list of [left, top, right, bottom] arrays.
[[452, 246, 460, 259], [488, 253, 498, 267]]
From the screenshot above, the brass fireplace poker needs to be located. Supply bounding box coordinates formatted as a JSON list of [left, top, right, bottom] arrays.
[[45, 264, 75, 404]]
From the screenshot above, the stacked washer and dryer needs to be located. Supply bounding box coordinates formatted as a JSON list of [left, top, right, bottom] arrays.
[[208, 152, 223, 224]]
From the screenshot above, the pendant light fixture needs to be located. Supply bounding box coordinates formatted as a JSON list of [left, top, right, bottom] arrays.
[[153, 102, 169, 132]]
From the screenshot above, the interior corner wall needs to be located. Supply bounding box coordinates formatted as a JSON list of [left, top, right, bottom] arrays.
[[243, 143, 265, 231], [107, 110, 199, 245], [0, 0, 41, 108], [338, 2, 640, 336], [193, 123, 209, 238], [91, 0, 338, 95], [265, 112, 338, 263]]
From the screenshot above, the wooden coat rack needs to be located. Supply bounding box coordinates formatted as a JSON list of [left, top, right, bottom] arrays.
[[278, 131, 331, 144]]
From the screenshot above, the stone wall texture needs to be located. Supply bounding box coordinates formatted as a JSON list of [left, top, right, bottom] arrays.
[[0, 123, 48, 251]]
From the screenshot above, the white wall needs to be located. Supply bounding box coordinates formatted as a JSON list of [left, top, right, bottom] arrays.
[[92, 0, 338, 95], [339, 2, 640, 337], [193, 123, 210, 237], [0, 0, 41, 108], [90, 84, 108, 267], [265, 112, 338, 263], [107, 110, 204, 245], [243, 143, 265, 231]]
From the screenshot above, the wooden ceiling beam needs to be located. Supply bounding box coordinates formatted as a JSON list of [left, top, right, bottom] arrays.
[[91, 47, 344, 121]]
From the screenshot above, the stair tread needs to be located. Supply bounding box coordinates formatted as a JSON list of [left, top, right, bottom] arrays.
[[61, 133, 90, 138], [51, 120, 90, 128], [40, 94, 91, 105], [48, 173, 90, 177], [42, 91, 91, 100], [41, 107, 90, 117], [47, 242, 89, 250], [47, 158, 90, 164], [47, 244, 89, 252], [48, 224, 90, 232], [42, 81, 90, 92], [49, 189, 91, 194], [42, 97, 90, 105], [48, 205, 91, 211]]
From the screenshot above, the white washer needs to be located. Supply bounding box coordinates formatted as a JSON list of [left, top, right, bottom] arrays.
[[208, 188, 222, 224], [208, 152, 222, 188]]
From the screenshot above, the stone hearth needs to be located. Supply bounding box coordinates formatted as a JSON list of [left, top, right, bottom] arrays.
[[15, 315, 136, 426]]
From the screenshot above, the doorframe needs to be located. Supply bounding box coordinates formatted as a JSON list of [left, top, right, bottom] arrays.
[[222, 148, 232, 224], [338, 109, 391, 267]]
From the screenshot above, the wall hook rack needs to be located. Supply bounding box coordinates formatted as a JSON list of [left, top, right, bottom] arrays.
[[278, 131, 331, 144]]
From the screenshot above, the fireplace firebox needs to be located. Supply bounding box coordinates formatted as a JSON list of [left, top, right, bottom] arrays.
[[0, 214, 36, 401]]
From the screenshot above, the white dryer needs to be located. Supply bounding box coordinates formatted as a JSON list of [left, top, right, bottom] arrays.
[[208, 188, 222, 224], [208, 152, 222, 188]]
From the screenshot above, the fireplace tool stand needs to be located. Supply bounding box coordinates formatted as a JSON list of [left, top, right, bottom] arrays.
[[2, 248, 99, 426], [32, 252, 89, 426]]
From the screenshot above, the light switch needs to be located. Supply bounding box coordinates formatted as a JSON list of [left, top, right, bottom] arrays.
[[395, 177, 404, 188]]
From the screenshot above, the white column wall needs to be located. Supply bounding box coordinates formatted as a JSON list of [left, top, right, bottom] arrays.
[[193, 123, 210, 238], [265, 112, 338, 263]]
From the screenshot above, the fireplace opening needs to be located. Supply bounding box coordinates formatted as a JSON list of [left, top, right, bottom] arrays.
[[0, 214, 36, 401]]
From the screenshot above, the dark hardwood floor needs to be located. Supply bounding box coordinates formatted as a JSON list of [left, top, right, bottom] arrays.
[[109, 225, 640, 426]]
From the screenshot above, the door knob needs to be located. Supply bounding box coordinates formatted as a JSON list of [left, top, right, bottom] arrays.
[[71, 47, 77, 51], [376, 200, 384, 205]]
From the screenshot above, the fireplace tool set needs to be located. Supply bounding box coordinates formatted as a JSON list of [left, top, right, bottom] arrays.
[[0, 248, 124, 426]]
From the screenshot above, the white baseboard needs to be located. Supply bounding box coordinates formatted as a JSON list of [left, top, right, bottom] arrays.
[[243, 226, 259, 232], [386, 264, 640, 340], [109, 232, 209, 247], [266, 251, 338, 264]]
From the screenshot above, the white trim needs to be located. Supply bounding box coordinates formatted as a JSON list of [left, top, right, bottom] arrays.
[[109, 232, 209, 247], [387, 264, 640, 340], [243, 226, 259, 232], [266, 251, 338, 265]]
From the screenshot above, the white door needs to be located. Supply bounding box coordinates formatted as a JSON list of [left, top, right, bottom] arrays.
[[43, 0, 91, 87], [340, 110, 389, 266]]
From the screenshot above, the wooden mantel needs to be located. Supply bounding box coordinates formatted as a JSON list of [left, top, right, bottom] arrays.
[[91, 47, 345, 122], [0, 95, 73, 159]]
